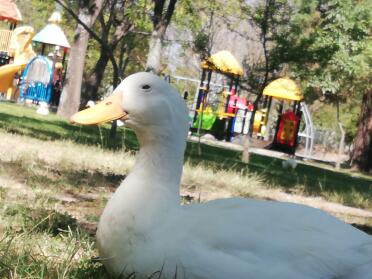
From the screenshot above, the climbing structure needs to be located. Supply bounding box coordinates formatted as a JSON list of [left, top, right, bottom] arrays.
[[19, 11, 70, 107], [258, 77, 314, 155], [192, 50, 252, 141]]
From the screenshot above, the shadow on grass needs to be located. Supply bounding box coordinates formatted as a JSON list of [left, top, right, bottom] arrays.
[[1, 161, 125, 190], [0, 112, 139, 150]]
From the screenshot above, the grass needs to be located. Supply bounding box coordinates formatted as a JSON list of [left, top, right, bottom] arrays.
[[0, 101, 371, 278], [0, 209, 107, 278], [4, 101, 372, 208], [0, 102, 138, 150]]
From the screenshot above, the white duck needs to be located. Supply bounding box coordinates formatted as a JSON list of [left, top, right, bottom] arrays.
[[71, 72, 372, 279]]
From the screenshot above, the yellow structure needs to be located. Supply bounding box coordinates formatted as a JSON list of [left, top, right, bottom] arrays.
[[263, 78, 303, 101], [252, 78, 303, 138], [201, 50, 243, 77], [197, 51, 243, 119], [252, 108, 268, 136], [0, 26, 36, 100]]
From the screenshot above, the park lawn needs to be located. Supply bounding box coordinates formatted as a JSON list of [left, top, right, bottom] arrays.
[[0, 101, 371, 209], [0, 101, 371, 278]]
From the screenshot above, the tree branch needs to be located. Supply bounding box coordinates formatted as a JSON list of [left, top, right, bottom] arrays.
[[55, 0, 121, 83], [153, 0, 166, 28], [164, 0, 177, 26], [55, 0, 106, 46]]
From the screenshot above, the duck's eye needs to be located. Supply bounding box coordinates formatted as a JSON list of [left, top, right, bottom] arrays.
[[141, 84, 152, 92]]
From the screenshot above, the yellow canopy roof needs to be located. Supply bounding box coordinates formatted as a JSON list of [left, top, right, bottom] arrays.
[[201, 50, 243, 77], [263, 78, 303, 101]]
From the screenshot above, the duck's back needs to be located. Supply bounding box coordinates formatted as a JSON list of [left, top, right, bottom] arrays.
[[169, 198, 372, 279]]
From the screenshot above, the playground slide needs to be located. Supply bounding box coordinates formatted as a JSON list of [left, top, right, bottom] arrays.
[[0, 26, 35, 99], [0, 63, 26, 99]]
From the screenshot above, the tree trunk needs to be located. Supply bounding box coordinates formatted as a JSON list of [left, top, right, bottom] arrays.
[[84, 52, 110, 102], [146, 30, 162, 74], [57, 24, 89, 117], [351, 89, 372, 172], [57, 0, 105, 118], [145, 30, 164, 74], [145, 0, 177, 74], [248, 0, 272, 136], [336, 122, 345, 170]]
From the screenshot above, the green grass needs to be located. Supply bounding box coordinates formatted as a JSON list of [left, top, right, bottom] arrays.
[[0, 211, 108, 278], [0, 101, 371, 278], [0, 101, 371, 209], [186, 146, 372, 209], [0, 101, 138, 150]]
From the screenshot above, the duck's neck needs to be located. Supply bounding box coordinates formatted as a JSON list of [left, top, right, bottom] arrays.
[[124, 127, 186, 206]]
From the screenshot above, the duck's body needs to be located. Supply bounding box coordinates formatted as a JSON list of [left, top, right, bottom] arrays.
[[71, 72, 372, 279], [96, 148, 372, 279]]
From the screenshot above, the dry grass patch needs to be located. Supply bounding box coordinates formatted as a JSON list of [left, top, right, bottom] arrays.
[[0, 131, 371, 277], [0, 132, 135, 175], [182, 162, 266, 201]]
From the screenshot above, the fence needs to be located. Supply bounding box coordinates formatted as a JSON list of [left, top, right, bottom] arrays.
[[0, 29, 13, 52]]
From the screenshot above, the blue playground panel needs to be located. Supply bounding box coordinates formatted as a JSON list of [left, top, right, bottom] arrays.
[[19, 55, 53, 103]]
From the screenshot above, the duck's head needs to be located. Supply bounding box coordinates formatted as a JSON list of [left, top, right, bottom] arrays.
[[71, 72, 189, 145]]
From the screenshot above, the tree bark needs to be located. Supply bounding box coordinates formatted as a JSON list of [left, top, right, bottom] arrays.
[[145, 0, 177, 74], [83, 1, 133, 102], [351, 89, 372, 172], [57, 0, 105, 118], [248, 0, 272, 136], [146, 30, 164, 74]]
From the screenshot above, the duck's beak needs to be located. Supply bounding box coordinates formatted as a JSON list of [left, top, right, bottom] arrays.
[[70, 93, 127, 125]]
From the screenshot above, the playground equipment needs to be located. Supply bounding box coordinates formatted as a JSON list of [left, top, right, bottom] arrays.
[[0, 26, 36, 100], [32, 11, 70, 61], [192, 50, 252, 141], [0, 1, 36, 100], [257, 77, 314, 155], [0, 0, 20, 63], [0, 0, 21, 29], [19, 55, 54, 103], [19, 11, 70, 107], [0, 6, 70, 107]]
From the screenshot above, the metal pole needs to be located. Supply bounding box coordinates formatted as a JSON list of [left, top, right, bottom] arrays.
[[193, 70, 206, 124]]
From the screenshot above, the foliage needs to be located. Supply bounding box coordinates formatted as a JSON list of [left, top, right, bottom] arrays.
[[241, 0, 370, 149], [241, 0, 292, 95], [173, 0, 247, 61], [264, 0, 371, 162], [15, 0, 76, 43], [14, 0, 55, 30], [82, 0, 153, 101], [310, 99, 361, 142], [272, 0, 371, 97]]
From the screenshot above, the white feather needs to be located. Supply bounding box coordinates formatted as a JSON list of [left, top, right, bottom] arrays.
[[96, 72, 372, 279]]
